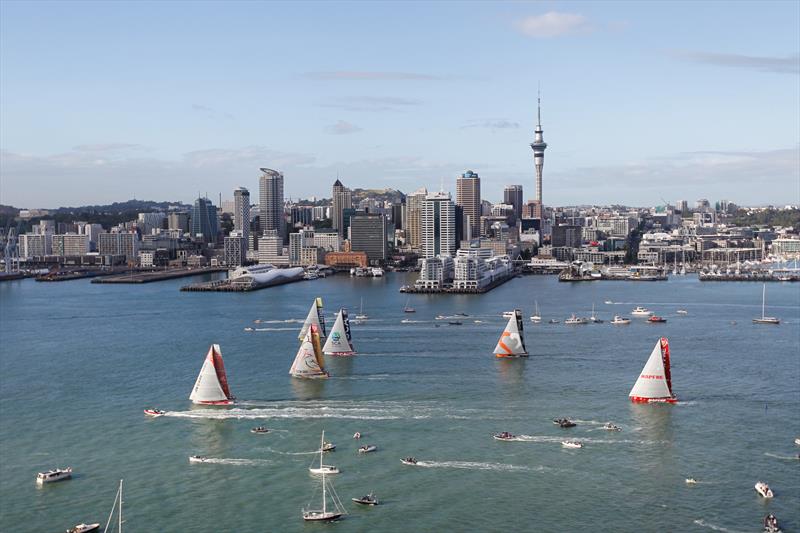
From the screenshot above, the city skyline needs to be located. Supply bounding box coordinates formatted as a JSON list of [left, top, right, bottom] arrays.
[[1, 1, 798, 208]]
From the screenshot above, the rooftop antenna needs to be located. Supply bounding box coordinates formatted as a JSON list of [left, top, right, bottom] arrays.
[[439, 176, 444, 194], [537, 82, 542, 126]]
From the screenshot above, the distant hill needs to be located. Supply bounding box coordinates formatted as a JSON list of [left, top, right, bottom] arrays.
[[352, 188, 405, 204], [52, 199, 190, 214]]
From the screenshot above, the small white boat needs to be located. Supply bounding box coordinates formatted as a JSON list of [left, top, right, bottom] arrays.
[[143, 408, 164, 417], [357, 445, 377, 454], [189, 455, 209, 463], [676, 309, 688, 315], [794, 437, 800, 446], [685, 478, 698, 484], [403, 297, 415, 313], [435, 315, 446, 320], [549, 319, 560, 324], [401, 319, 414, 324], [302, 471, 346, 522], [631, 307, 653, 316], [611, 316, 631, 325], [493, 432, 516, 441], [251, 426, 269, 434], [474, 320, 483, 324], [244, 327, 254, 332], [353, 432, 361, 440], [66, 523, 100, 533], [309, 431, 340, 474], [763, 514, 781, 533], [604, 300, 613, 305], [351, 493, 379, 506], [400, 457, 418, 465], [602, 423, 621, 431], [564, 314, 588, 325], [754, 481, 774, 498], [321, 442, 336, 452], [561, 440, 583, 449], [37, 467, 72, 484], [502, 311, 515, 319]]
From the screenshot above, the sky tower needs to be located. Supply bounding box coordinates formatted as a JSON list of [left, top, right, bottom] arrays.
[[529, 90, 547, 219]]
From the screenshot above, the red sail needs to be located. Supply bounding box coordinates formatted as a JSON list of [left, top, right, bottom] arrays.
[[211, 346, 232, 400]]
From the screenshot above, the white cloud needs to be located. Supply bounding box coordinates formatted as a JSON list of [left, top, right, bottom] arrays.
[[303, 71, 443, 81], [515, 12, 590, 38], [669, 50, 800, 74], [325, 120, 363, 135]]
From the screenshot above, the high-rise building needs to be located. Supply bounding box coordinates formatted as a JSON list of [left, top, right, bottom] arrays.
[[258, 229, 289, 265], [530, 92, 548, 218], [331, 179, 353, 237], [191, 197, 219, 242], [233, 187, 250, 245], [259, 168, 284, 236], [456, 170, 481, 240], [421, 192, 456, 259], [552, 225, 582, 248], [137, 212, 166, 235], [350, 213, 387, 265], [503, 185, 524, 221], [98, 232, 139, 261], [168, 212, 190, 233], [405, 187, 428, 248], [224, 231, 246, 267], [18, 233, 49, 258], [51, 234, 89, 256]]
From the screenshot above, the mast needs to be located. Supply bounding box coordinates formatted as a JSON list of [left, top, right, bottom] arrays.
[[319, 431, 324, 469], [119, 479, 123, 533], [322, 472, 327, 514], [762, 283, 766, 319]]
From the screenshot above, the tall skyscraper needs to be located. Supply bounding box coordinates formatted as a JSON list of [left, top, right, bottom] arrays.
[[191, 196, 219, 242], [233, 187, 250, 245], [259, 168, 284, 236], [350, 213, 387, 264], [421, 191, 456, 259], [405, 187, 428, 248], [331, 179, 353, 237], [530, 92, 548, 219], [456, 170, 481, 240], [503, 185, 523, 221]]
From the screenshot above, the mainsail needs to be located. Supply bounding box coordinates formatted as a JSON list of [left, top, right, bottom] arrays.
[[629, 337, 676, 403], [494, 309, 528, 357], [322, 309, 355, 355], [189, 344, 234, 404], [290, 324, 329, 378], [299, 298, 326, 341]]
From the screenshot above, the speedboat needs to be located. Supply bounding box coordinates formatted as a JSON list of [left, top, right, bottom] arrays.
[[502, 311, 515, 318], [455, 312, 469, 317], [448, 321, 462, 326], [189, 455, 209, 464], [564, 314, 588, 325], [554, 418, 576, 428], [676, 309, 688, 315], [631, 306, 653, 316], [648, 315, 667, 323], [66, 524, 100, 533], [604, 300, 614, 305], [358, 445, 377, 454], [795, 437, 800, 446], [401, 319, 414, 324], [244, 327, 254, 332], [763, 514, 781, 533], [493, 432, 516, 441], [400, 457, 418, 465], [143, 408, 165, 417], [549, 319, 560, 324], [251, 426, 269, 434], [352, 493, 379, 506], [754, 481, 774, 498], [321, 442, 336, 452], [36, 467, 72, 484], [435, 315, 446, 320], [685, 478, 698, 484], [353, 432, 361, 440], [473, 320, 483, 324], [561, 440, 583, 449], [602, 423, 621, 431], [611, 316, 630, 325]]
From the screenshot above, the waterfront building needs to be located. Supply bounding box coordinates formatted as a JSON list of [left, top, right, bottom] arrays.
[[18, 233, 49, 258], [503, 185, 524, 221], [51, 234, 89, 256], [771, 237, 800, 255], [98, 232, 139, 261], [552, 225, 582, 249], [350, 213, 387, 264], [415, 255, 455, 289], [233, 187, 251, 245], [405, 187, 428, 249], [331, 179, 353, 237], [224, 231, 246, 267], [258, 229, 289, 266], [314, 231, 341, 253], [421, 191, 456, 259], [191, 197, 219, 242], [324, 250, 369, 269], [259, 168, 284, 236], [530, 92, 547, 219], [289, 228, 316, 266], [456, 170, 481, 241]]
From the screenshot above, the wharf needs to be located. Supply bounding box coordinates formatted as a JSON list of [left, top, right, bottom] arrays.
[[92, 267, 225, 284], [699, 272, 799, 282], [37, 269, 124, 282], [0, 272, 30, 282], [399, 273, 515, 294], [181, 275, 304, 292]]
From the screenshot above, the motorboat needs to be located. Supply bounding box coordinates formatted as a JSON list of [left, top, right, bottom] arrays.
[[602, 423, 621, 431], [454, 312, 469, 317], [564, 314, 588, 325], [351, 493, 379, 506], [502, 311, 515, 319], [310, 431, 340, 474], [357, 445, 377, 454], [400, 457, 418, 465], [143, 408, 165, 417], [685, 478, 698, 484], [189, 455, 209, 464], [553, 418, 576, 428], [549, 319, 560, 324], [473, 320, 483, 324], [676, 309, 688, 315], [254, 319, 262, 324], [322, 442, 336, 452], [754, 481, 774, 498], [401, 319, 414, 324], [244, 327, 254, 332], [794, 437, 800, 446], [251, 426, 269, 434], [493, 432, 516, 441], [604, 300, 614, 305], [611, 316, 630, 325], [435, 315, 446, 320], [66, 523, 100, 533], [448, 321, 463, 326], [763, 514, 781, 533], [353, 432, 361, 440], [648, 315, 667, 323], [302, 472, 345, 522], [561, 440, 583, 449], [631, 307, 653, 316], [37, 467, 72, 484]]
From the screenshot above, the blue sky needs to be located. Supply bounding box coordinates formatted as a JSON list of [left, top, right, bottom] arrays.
[[1, 0, 798, 208]]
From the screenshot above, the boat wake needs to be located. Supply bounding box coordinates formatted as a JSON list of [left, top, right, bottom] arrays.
[[765, 452, 799, 460], [414, 460, 543, 473], [511, 435, 662, 445], [263, 447, 319, 456], [692, 519, 747, 533], [190, 458, 273, 466], [253, 327, 297, 332]]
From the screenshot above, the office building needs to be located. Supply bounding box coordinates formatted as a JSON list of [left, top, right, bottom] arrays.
[[51, 234, 89, 256], [98, 232, 139, 261], [552, 225, 582, 249], [168, 212, 190, 233], [259, 168, 284, 236], [331, 179, 353, 237], [18, 233, 49, 258], [233, 187, 251, 245], [191, 197, 219, 242], [503, 185, 524, 221], [405, 187, 427, 248], [456, 170, 481, 241], [350, 213, 387, 264], [421, 191, 456, 259], [224, 231, 246, 267], [258, 230, 289, 266]]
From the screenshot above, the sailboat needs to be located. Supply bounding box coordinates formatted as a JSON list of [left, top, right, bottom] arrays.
[[494, 310, 529, 358], [322, 309, 356, 356], [403, 297, 415, 313], [530, 300, 541, 323], [589, 303, 604, 323], [290, 324, 329, 378], [299, 298, 327, 341], [629, 337, 677, 403], [302, 471, 346, 521], [309, 430, 340, 474], [680, 249, 686, 275], [189, 344, 234, 405], [103, 480, 124, 533], [753, 283, 780, 324], [355, 298, 368, 320], [672, 252, 678, 276]]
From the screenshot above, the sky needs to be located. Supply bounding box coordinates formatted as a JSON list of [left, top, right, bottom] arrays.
[[1, 0, 798, 208]]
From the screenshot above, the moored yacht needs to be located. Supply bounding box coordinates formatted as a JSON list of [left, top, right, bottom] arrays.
[[753, 284, 780, 324], [611, 316, 631, 325], [631, 307, 653, 316], [302, 471, 346, 522], [309, 431, 339, 474], [754, 481, 774, 498], [564, 314, 588, 325], [36, 467, 72, 484]]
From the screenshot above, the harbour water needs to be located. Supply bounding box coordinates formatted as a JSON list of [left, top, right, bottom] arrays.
[[1, 274, 798, 532]]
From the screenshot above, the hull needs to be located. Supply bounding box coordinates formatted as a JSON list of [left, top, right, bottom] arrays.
[[192, 399, 234, 405], [303, 511, 342, 522], [325, 351, 356, 357], [753, 318, 780, 325], [630, 396, 678, 404], [495, 353, 529, 358], [309, 467, 339, 474]]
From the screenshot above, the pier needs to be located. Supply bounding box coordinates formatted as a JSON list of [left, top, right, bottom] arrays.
[[91, 267, 226, 284], [399, 273, 515, 294]]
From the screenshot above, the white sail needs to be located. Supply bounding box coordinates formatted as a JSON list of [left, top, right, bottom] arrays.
[[629, 337, 674, 401], [322, 309, 355, 355], [298, 298, 326, 341], [189, 344, 233, 404], [290, 325, 328, 378], [494, 310, 528, 357]]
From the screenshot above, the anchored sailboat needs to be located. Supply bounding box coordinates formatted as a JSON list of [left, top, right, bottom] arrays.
[[302, 471, 345, 521], [299, 298, 327, 340], [309, 430, 339, 474], [530, 300, 541, 323], [322, 309, 356, 356], [629, 337, 677, 403], [753, 283, 780, 324], [290, 324, 329, 378], [189, 344, 234, 405], [355, 298, 368, 320], [103, 479, 124, 533], [494, 309, 528, 358]]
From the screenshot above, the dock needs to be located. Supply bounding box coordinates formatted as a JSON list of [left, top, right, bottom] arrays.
[[91, 267, 226, 284], [181, 275, 304, 292], [399, 273, 515, 294]]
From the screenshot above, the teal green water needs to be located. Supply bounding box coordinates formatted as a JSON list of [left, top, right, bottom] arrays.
[[1, 274, 799, 532]]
